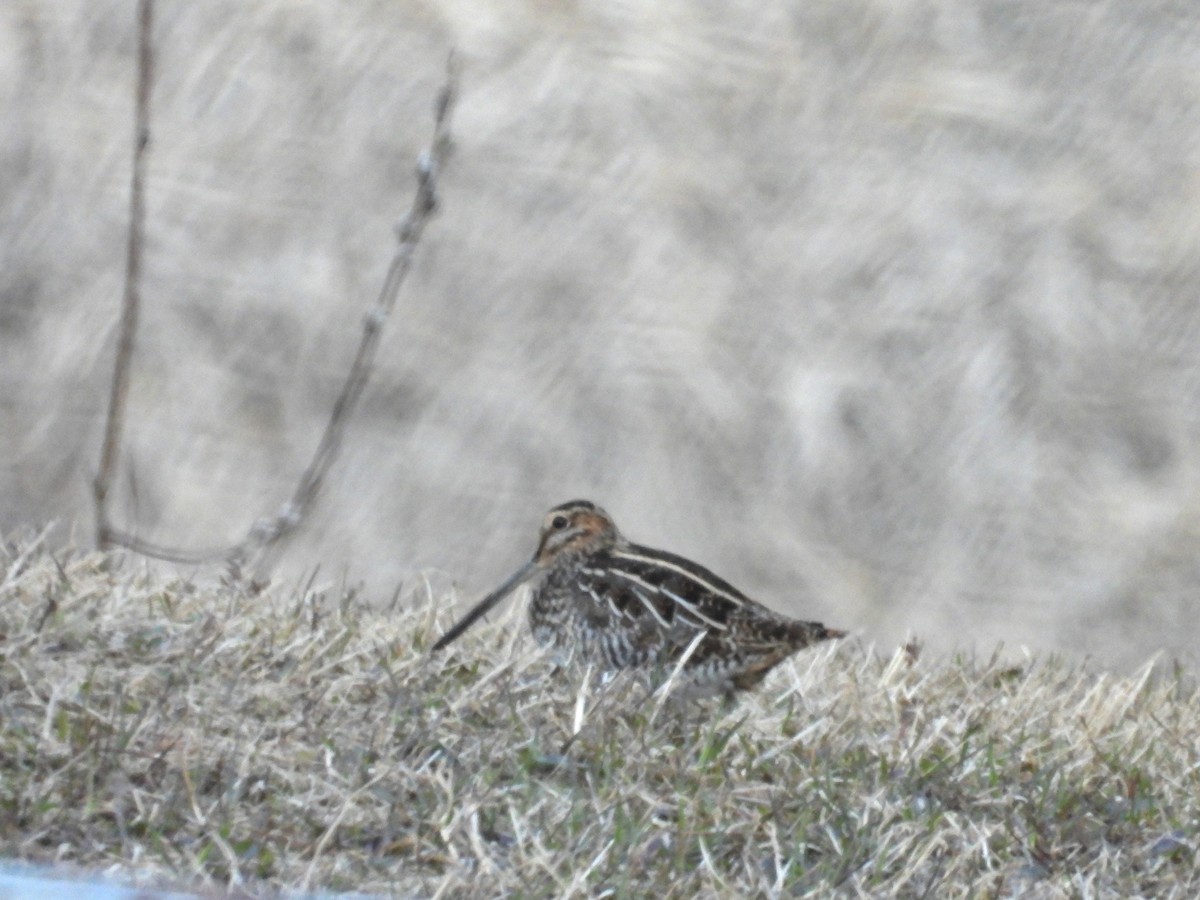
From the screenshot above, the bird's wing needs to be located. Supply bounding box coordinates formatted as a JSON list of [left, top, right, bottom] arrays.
[[572, 560, 680, 634], [577, 544, 755, 634], [585, 545, 836, 654]]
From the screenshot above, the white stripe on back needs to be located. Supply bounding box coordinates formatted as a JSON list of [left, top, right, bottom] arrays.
[[602, 566, 728, 631], [609, 549, 746, 609]]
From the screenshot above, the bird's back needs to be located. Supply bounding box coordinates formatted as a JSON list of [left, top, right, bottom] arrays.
[[529, 539, 843, 694]]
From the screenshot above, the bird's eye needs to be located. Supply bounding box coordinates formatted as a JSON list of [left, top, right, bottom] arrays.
[[551, 515, 569, 530]]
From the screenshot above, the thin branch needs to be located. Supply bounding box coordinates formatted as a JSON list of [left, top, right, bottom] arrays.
[[105, 52, 460, 574], [94, 0, 154, 550], [246, 52, 459, 566], [99, 526, 235, 566]]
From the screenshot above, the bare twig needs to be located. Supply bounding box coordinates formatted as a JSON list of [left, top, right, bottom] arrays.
[[104, 53, 460, 574], [96, 528, 235, 566], [234, 52, 460, 572], [94, 0, 154, 550]]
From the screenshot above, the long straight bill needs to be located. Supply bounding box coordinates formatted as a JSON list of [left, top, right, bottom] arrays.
[[430, 561, 537, 652]]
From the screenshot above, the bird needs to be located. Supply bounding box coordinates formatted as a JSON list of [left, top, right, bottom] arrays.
[[431, 500, 846, 696]]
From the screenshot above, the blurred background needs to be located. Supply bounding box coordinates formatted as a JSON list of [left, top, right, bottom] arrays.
[[4, 1, 1200, 670]]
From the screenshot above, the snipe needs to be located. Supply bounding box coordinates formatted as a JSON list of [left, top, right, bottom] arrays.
[[432, 500, 846, 696]]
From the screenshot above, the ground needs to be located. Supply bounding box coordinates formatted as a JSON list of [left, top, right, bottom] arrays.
[[0, 532, 1196, 897]]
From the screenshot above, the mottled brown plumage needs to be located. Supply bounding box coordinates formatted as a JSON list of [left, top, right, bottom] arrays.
[[432, 500, 846, 696]]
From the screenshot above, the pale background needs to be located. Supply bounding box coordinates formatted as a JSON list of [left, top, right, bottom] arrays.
[[4, 1, 1200, 669]]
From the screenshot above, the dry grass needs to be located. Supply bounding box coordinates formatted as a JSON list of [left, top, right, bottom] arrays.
[[1, 531, 1197, 898]]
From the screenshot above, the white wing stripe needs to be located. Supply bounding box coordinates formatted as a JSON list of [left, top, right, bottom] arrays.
[[603, 567, 728, 631], [609, 550, 746, 609], [598, 565, 658, 595], [632, 586, 673, 630], [580, 569, 673, 630], [586, 583, 623, 621], [659, 587, 728, 630]]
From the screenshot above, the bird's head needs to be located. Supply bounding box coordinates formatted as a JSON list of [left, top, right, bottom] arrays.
[[429, 499, 619, 653], [532, 499, 619, 567]]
